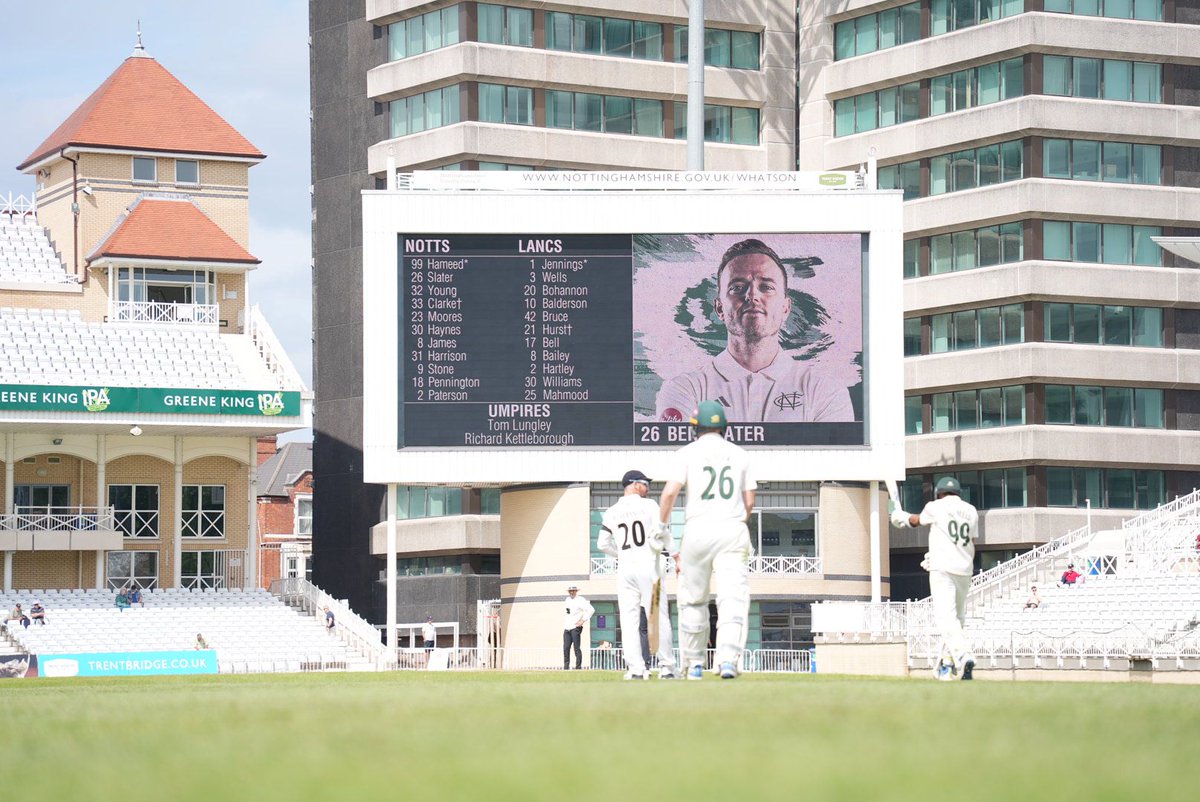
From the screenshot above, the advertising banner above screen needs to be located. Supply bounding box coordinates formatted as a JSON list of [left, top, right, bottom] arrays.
[[364, 177, 904, 484]]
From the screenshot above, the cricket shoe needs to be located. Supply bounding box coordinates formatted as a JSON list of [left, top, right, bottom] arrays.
[[719, 662, 739, 680], [623, 671, 647, 681], [957, 656, 976, 681], [658, 669, 679, 680], [934, 660, 955, 681], [686, 664, 704, 681]]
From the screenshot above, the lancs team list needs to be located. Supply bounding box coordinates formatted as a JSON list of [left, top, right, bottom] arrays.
[[400, 234, 634, 447]]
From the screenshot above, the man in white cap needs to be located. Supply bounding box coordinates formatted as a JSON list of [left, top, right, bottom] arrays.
[[562, 584, 594, 670], [597, 469, 678, 680]]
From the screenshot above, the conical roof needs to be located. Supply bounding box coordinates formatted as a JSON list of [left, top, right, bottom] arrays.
[[88, 197, 259, 265], [18, 55, 263, 170]]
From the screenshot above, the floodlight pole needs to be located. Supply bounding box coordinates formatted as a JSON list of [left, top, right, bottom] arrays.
[[686, 0, 705, 171]]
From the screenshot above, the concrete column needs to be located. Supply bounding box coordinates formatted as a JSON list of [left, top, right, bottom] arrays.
[[869, 481, 882, 603], [3, 551, 11, 593], [96, 434, 106, 590], [245, 438, 258, 589], [386, 483, 398, 653], [173, 436, 183, 589], [4, 434, 12, 592]]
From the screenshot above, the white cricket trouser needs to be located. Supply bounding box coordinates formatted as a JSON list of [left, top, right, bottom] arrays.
[[929, 570, 972, 666], [676, 520, 751, 669], [617, 562, 675, 674]]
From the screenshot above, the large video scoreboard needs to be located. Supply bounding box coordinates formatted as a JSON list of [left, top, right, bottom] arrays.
[[364, 173, 904, 485]]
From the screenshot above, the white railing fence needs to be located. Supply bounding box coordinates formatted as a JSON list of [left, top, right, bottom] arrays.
[[249, 304, 306, 390], [270, 577, 390, 667], [0, 192, 36, 219], [111, 300, 219, 326], [967, 523, 1094, 610], [390, 646, 811, 673], [179, 549, 245, 590], [590, 555, 821, 576], [1, 506, 117, 533]]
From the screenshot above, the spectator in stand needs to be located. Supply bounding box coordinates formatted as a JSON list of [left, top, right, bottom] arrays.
[[115, 589, 131, 611], [29, 601, 46, 625], [1023, 586, 1041, 610], [7, 603, 30, 629], [324, 606, 336, 635], [195, 633, 210, 650], [128, 586, 143, 607], [1061, 563, 1081, 587], [422, 615, 436, 654]]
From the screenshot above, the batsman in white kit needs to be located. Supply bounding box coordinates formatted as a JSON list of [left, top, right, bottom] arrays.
[[658, 400, 756, 680], [890, 476, 979, 680], [596, 469, 678, 680]]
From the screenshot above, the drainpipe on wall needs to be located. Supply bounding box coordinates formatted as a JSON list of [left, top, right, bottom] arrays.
[[61, 148, 85, 285]]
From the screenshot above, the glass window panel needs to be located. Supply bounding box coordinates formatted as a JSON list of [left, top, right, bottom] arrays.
[[604, 18, 633, 57], [931, 235, 953, 274], [546, 91, 572, 128], [835, 98, 855, 137], [979, 307, 1002, 346], [605, 95, 632, 134], [979, 388, 1003, 428], [133, 157, 156, 182], [546, 12, 571, 50], [878, 87, 898, 127], [954, 0, 978, 28], [731, 107, 759, 145], [932, 0, 951, 34], [633, 99, 663, 137], [508, 7, 533, 47], [1133, 62, 1161, 103], [1044, 221, 1071, 261], [900, 83, 921, 122], [1079, 468, 1103, 508], [953, 69, 971, 111], [855, 16, 877, 55], [855, 93, 877, 133], [1004, 385, 1025, 425], [731, 31, 758, 69], [977, 225, 1000, 267], [1045, 0, 1071, 10], [932, 313, 952, 352], [1103, 60, 1132, 101], [444, 84, 461, 124], [477, 5, 504, 43], [982, 470, 1005, 509], [878, 10, 898, 49], [389, 20, 406, 60], [1073, 222, 1101, 262], [901, 3, 922, 41], [953, 230, 977, 271], [424, 9, 442, 51], [979, 0, 1001, 22], [1002, 225, 1024, 266], [904, 317, 922, 356], [1102, 142, 1131, 183], [1132, 144, 1161, 185], [900, 161, 921, 200], [1132, 307, 1162, 347], [575, 15, 602, 54], [406, 14, 425, 53], [478, 84, 504, 123], [930, 155, 951, 195], [904, 239, 920, 278], [510, 86, 532, 125], [835, 21, 855, 60], [1046, 385, 1073, 423], [1002, 304, 1024, 343], [1072, 140, 1100, 181], [978, 62, 1001, 105], [389, 98, 407, 137], [1133, 226, 1162, 265], [1044, 56, 1070, 95], [1075, 385, 1103, 425], [931, 75, 952, 116], [425, 88, 443, 129], [952, 150, 977, 192], [1136, 470, 1165, 509], [954, 390, 979, 430], [1103, 305, 1132, 344], [1074, 58, 1100, 98], [1044, 139, 1070, 178], [1104, 387, 1133, 426], [1047, 467, 1074, 506], [1102, 223, 1132, 265], [1001, 140, 1023, 182], [575, 93, 603, 131], [634, 21, 663, 60], [1074, 304, 1101, 343], [977, 145, 1001, 187], [1003, 58, 1025, 98], [1076, 0, 1101, 14], [1006, 468, 1026, 506], [1108, 469, 1135, 508], [408, 92, 425, 134], [705, 28, 731, 67], [905, 395, 924, 434], [1134, 388, 1163, 427], [443, 7, 460, 45], [954, 310, 978, 350], [932, 393, 953, 431], [176, 160, 198, 185], [877, 164, 898, 192], [1133, 0, 1162, 19]]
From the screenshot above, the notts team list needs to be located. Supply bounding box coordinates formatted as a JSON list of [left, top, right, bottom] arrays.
[[399, 234, 633, 447]]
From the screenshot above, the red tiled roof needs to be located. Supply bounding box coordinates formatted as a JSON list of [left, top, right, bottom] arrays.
[[89, 199, 259, 265], [18, 56, 263, 170]]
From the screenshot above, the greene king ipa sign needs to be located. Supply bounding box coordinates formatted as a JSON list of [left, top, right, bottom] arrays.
[[0, 385, 301, 417]]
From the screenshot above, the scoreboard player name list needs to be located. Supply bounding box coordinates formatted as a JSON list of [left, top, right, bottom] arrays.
[[401, 235, 633, 447]]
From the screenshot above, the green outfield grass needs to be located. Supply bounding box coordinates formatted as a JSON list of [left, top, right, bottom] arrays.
[[5, 671, 1197, 801]]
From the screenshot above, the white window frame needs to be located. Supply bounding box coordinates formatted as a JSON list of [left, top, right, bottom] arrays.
[[109, 483, 160, 539], [295, 494, 313, 536], [132, 156, 157, 183], [175, 159, 199, 185], [106, 550, 159, 590], [182, 484, 226, 539]]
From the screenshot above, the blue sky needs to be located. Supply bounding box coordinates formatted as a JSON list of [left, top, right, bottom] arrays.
[[0, 2, 313, 417]]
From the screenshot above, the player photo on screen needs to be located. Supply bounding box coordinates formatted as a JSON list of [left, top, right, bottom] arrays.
[[632, 233, 864, 433]]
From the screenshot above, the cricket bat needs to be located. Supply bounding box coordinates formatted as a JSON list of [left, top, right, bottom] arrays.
[[646, 578, 661, 655], [884, 479, 900, 506]]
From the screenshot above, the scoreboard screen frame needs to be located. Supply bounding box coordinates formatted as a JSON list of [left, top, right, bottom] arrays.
[[363, 181, 905, 485]]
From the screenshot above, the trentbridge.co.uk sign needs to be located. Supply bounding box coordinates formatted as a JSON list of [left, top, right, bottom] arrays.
[[0, 385, 301, 417]]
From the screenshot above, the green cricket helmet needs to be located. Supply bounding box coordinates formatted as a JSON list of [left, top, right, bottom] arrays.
[[935, 476, 962, 496], [689, 400, 728, 429]]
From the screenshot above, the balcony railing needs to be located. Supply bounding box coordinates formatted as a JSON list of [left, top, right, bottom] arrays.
[[590, 554, 822, 576], [0, 506, 123, 550], [111, 300, 219, 326]]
